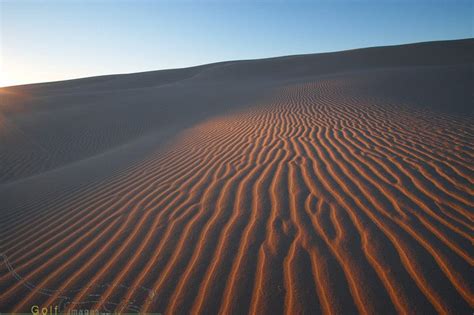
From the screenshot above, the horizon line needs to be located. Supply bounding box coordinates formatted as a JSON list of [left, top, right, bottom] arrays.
[[2, 37, 472, 89]]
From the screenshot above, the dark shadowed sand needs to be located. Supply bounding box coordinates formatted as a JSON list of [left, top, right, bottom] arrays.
[[0, 39, 473, 314]]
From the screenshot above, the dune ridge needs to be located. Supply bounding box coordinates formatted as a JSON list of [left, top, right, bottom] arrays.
[[0, 39, 473, 314]]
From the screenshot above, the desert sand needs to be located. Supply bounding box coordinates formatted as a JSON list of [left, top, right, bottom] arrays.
[[0, 39, 473, 314]]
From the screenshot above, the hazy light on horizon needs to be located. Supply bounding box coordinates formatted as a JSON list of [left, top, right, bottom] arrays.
[[0, 0, 472, 87]]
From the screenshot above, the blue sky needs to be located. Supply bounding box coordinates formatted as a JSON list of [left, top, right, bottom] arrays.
[[0, 0, 472, 87]]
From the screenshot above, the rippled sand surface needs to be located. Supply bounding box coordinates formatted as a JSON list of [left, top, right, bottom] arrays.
[[0, 39, 473, 314]]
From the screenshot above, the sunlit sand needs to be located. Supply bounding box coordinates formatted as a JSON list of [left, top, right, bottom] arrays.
[[0, 39, 473, 314]]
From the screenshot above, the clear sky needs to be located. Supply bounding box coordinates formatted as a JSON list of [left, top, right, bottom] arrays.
[[0, 0, 472, 87]]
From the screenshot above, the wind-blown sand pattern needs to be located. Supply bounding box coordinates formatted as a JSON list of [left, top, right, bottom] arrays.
[[0, 39, 473, 314]]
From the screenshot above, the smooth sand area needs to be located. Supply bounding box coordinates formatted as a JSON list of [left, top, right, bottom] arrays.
[[0, 39, 473, 314]]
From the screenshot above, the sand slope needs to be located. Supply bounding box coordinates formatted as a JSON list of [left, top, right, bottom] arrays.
[[0, 39, 473, 314]]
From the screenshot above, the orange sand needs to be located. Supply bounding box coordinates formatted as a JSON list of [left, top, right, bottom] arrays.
[[0, 39, 473, 314]]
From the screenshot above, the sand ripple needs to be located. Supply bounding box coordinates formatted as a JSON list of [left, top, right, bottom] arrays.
[[0, 46, 473, 314]]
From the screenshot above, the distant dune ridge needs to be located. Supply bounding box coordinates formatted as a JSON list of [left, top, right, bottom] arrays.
[[0, 39, 473, 314]]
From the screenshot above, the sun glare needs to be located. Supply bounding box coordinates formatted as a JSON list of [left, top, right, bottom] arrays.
[[0, 64, 8, 88]]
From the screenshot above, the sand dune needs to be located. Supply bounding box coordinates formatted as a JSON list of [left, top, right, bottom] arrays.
[[0, 39, 473, 314]]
